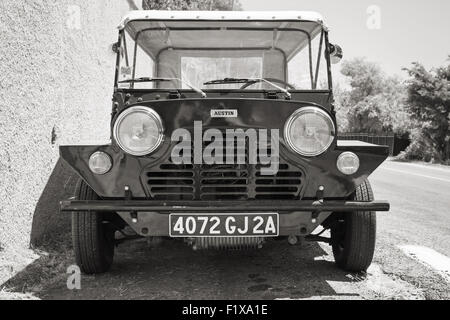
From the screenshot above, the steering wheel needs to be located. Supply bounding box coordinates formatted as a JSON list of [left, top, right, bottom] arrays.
[[240, 78, 296, 90]]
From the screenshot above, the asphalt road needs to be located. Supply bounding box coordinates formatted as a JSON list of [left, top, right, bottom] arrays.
[[40, 160, 450, 300]]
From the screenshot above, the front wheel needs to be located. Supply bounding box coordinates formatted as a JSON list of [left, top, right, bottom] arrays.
[[72, 180, 115, 274], [331, 179, 376, 272]]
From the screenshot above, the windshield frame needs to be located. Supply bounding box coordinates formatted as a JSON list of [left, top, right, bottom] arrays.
[[114, 20, 333, 93]]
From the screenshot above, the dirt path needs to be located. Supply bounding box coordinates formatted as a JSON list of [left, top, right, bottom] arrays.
[[35, 237, 434, 300]]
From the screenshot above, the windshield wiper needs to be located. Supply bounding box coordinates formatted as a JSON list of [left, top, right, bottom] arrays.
[[204, 78, 251, 85], [119, 77, 207, 98], [204, 78, 291, 99]]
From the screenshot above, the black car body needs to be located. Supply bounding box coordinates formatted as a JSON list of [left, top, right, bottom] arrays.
[[60, 10, 389, 274]]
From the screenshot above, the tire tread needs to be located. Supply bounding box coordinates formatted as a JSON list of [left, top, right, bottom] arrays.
[[72, 180, 114, 274], [332, 179, 376, 272]]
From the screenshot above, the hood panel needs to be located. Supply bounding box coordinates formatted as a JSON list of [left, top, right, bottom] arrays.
[[116, 98, 333, 134]]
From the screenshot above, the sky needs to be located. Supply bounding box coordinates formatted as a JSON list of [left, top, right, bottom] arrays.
[[240, 0, 450, 80]]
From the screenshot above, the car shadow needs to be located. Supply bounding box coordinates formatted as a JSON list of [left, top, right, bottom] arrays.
[[30, 158, 76, 249], [3, 237, 364, 300]]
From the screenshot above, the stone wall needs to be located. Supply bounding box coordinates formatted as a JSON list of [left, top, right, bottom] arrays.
[[0, 0, 141, 250]]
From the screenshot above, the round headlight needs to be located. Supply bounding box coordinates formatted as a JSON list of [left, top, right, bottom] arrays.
[[113, 106, 164, 156], [337, 152, 360, 175], [89, 151, 112, 175], [284, 107, 336, 156]]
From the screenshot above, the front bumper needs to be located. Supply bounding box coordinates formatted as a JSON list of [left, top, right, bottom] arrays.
[[60, 199, 389, 236], [60, 199, 390, 213]]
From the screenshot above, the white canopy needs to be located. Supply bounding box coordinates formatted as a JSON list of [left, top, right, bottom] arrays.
[[119, 11, 326, 63], [118, 10, 326, 30]]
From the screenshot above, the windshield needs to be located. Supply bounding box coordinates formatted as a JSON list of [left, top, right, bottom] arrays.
[[181, 56, 263, 89], [116, 20, 330, 91]]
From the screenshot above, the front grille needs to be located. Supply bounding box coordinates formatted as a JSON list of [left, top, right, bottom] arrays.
[[146, 163, 195, 200], [142, 135, 305, 201], [199, 164, 249, 200]]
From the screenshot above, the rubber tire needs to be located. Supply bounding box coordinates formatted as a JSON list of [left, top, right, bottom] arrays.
[[331, 179, 376, 272], [72, 180, 115, 274]]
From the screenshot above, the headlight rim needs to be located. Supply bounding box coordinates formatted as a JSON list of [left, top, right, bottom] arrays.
[[284, 106, 336, 157], [113, 106, 164, 156], [89, 151, 112, 175]]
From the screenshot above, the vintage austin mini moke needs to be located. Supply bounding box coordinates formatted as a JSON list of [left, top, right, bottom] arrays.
[[60, 10, 390, 274]]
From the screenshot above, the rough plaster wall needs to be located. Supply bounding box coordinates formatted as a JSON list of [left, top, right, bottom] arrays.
[[0, 0, 140, 250]]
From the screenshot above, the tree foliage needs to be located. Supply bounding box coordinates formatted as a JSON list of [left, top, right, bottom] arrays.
[[335, 58, 411, 135], [400, 59, 450, 162], [142, 0, 242, 10], [336, 56, 450, 163]]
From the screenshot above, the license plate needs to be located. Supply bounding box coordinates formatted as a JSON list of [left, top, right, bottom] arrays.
[[169, 213, 279, 237]]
